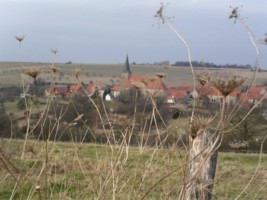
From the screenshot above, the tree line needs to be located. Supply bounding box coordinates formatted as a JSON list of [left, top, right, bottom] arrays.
[[173, 61, 252, 69]]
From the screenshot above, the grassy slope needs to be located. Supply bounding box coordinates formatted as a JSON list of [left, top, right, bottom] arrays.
[[0, 139, 266, 199]]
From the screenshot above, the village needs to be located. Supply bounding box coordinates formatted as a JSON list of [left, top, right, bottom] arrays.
[[43, 55, 267, 110]]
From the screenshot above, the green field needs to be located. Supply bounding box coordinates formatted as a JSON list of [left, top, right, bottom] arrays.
[[1, 62, 266, 87], [0, 139, 266, 199]]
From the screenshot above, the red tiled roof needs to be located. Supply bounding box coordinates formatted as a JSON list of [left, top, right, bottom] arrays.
[[56, 87, 70, 95], [45, 87, 70, 96], [86, 82, 97, 95], [198, 85, 220, 97], [126, 75, 167, 90], [229, 89, 240, 97], [179, 83, 192, 88], [240, 86, 266, 102], [249, 86, 265, 95], [168, 89, 186, 100], [112, 85, 121, 91], [178, 84, 195, 92], [197, 85, 241, 97], [165, 85, 175, 90], [70, 84, 82, 92]]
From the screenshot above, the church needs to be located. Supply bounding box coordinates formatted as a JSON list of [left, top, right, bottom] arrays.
[[112, 55, 167, 97]]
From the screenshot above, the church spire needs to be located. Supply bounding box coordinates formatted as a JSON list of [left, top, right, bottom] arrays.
[[122, 54, 132, 74], [121, 54, 131, 90]]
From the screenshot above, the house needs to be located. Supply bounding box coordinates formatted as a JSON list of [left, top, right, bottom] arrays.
[[228, 89, 241, 104], [178, 84, 198, 99], [167, 88, 186, 104], [86, 81, 98, 97], [112, 85, 121, 97], [70, 84, 83, 96], [178, 83, 195, 91], [198, 85, 221, 103], [105, 94, 112, 101], [44, 86, 71, 98], [198, 85, 240, 104], [239, 86, 266, 107]]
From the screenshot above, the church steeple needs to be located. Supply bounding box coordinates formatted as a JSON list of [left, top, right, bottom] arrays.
[[121, 54, 132, 89], [122, 54, 132, 75]]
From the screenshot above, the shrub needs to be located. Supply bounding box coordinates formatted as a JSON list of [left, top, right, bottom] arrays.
[[0, 107, 11, 138]]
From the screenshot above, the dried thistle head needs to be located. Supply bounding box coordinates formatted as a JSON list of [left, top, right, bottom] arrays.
[[229, 6, 243, 23], [229, 6, 239, 21], [15, 35, 26, 48], [148, 76, 156, 82], [49, 65, 58, 74], [154, 3, 165, 23], [74, 68, 81, 79], [190, 116, 213, 139], [121, 118, 134, 128], [132, 81, 145, 89], [15, 35, 26, 42], [156, 73, 167, 78], [260, 33, 267, 45], [23, 69, 41, 80], [196, 72, 210, 86], [209, 75, 246, 97], [51, 48, 58, 54], [119, 117, 135, 134], [154, 3, 174, 26]]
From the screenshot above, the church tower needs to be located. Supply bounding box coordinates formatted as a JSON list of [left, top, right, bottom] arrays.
[[121, 54, 132, 89]]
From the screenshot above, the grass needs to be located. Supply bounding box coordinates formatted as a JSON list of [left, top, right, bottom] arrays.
[[215, 152, 267, 199], [0, 139, 266, 199], [3, 98, 49, 126]]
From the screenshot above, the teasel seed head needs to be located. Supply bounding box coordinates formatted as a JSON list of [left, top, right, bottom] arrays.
[[154, 3, 165, 23], [74, 68, 81, 79], [190, 116, 213, 139], [156, 73, 167, 78], [23, 69, 41, 80], [229, 6, 239, 21], [196, 72, 210, 86], [209, 75, 246, 97], [50, 48, 58, 54], [15, 35, 26, 42], [132, 81, 146, 89], [260, 33, 267, 45], [49, 65, 58, 74]]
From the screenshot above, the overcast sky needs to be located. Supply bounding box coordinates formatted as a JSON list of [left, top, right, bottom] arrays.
[[1, 0, 267, 68]]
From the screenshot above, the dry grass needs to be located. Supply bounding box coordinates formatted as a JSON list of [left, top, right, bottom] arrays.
[[0, 139, 266, 199]]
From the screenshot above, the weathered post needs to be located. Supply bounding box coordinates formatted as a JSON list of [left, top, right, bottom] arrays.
[[183, 126, 218, 200]]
